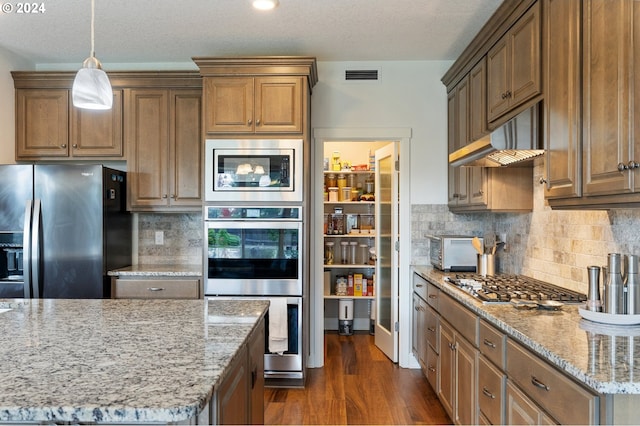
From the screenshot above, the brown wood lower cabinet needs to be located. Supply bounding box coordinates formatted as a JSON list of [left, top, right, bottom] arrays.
[[111, 277, 200, 299], [213, 316, 265, 425]]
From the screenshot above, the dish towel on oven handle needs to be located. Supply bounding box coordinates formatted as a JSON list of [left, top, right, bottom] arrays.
[[268, 298, 288, 354]]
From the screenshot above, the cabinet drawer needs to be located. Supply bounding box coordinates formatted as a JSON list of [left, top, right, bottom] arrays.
[[426, 281, 440, 310], [112, 278, 200, 299], [425, 344, 438, 392], [425, 305, 439, 353], [479, 319, 506, 369], [478, 355, 505, 425], [413, 272, 428, 301], [438, 293, 478, 345], [506, 340, 597, 425]]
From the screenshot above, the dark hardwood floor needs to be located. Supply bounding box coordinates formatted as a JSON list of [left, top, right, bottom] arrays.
[[264, 332, 452, 425]]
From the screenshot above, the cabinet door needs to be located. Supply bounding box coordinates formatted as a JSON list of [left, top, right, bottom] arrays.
[[169, 90, 202, 207], [249, 319, 265, 425], [126, 89, 169, 209], [455, 77, 470, 146], [255, 76, 303, 133], [469, 59, 488, 143], [506, 380, 544, 425], [70, 90, 123, 157], [487, 37, 510, 122], [509, 1, 541, 108], [438, 321, 455, 418], [455, 336, 478, 426], [216, 345, 249, 425], [447, 88, 469, 207], [468, 167, 488, 206], [203, 77, 254, 134], [16, 89, 69, 158], [487, 2, 541, 123], [583, 0, 633, 196], [542, 0, 582, 199]]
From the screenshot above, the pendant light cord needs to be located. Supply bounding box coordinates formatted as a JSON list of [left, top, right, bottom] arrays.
[[90, 0, 95, 58]]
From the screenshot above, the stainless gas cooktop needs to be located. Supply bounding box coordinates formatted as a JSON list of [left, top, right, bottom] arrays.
[[445, 274, 587, 304]]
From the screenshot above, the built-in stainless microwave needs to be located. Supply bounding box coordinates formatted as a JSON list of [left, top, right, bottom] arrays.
[[429, 235, 481, 272], [205, 139, 303, 202]]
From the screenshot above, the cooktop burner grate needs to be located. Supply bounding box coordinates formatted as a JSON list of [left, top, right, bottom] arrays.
[[446, 274, 587, 304]]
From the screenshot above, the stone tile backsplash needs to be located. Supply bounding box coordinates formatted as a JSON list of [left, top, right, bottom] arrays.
[[137, 213, 203, 265], [411, 161, 640, 294]]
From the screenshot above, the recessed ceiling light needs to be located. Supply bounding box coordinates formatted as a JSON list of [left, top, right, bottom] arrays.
[[253, 0, 279, 11]]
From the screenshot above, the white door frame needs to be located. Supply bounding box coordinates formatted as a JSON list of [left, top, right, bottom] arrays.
[[310, 127, 413, 368]]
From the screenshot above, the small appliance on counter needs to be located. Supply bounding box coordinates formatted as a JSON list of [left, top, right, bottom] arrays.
[[429, 235, 482, 272]]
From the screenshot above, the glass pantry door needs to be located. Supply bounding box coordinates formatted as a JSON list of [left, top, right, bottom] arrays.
[[374, 143, 399, 362]]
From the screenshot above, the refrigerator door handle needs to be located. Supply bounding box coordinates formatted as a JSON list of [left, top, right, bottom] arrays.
[[31, 199, 42, 298], [23, 200, 33, 298]]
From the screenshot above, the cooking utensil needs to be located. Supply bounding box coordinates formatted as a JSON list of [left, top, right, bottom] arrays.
[[484, 234, 496, 254], [472, 237, 483, 255]]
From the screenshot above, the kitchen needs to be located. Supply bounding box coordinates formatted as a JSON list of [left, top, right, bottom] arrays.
[[2, 0, 640, 424]]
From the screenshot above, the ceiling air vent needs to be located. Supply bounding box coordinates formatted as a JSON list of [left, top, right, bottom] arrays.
[[345, 69, 379, 81]]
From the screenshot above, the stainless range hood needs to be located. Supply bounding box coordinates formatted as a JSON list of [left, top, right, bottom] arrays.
[[449, 104, 543, 167]]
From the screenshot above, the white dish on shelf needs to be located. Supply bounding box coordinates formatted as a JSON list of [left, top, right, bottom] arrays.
[[578, 306, 640, 325]]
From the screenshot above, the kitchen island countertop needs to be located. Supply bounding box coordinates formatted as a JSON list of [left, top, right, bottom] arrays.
[[413, 265, 640, 395], [108, 264, 202, 277], [0, 298, 267, 424]]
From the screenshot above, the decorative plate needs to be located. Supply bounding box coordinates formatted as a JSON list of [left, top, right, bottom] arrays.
[[578, 307, 640, 325]]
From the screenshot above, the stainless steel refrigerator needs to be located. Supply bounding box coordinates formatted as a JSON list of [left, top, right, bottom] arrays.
[[0, 164, 131, 298]]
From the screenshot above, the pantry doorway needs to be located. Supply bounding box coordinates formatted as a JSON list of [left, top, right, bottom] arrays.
[[311, 128, 412, 368]]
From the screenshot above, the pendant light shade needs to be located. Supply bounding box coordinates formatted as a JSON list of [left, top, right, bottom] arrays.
[[72, 0, 112, 110]]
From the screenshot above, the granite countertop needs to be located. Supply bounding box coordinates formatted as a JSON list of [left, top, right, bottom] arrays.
[[413, 265, 640, 395], [108, 264, 202, 277], [0, 298, 268, 424]]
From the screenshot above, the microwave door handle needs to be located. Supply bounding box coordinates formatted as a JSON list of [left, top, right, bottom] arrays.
[[22, 200, 33, 298]]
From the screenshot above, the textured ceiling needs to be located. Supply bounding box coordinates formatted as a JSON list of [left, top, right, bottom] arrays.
[[0, 0, 502, 67]]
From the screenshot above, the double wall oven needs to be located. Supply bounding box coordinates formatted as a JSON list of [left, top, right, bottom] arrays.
[[204, 139, 306, 384]]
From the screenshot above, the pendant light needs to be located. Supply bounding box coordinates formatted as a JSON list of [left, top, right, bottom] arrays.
[[72, 0, 112, 110]]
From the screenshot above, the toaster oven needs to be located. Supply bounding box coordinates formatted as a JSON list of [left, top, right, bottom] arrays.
[[429, 235, 481, 272]]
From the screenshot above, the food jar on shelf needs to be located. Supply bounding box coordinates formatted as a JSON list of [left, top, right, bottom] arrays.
[[360, 214, 374, 231], [340, 241, 349, 264], [359, 243, 369, 265], [324, 241, 335, 265], [365, 176, 375, 194], [347, 173, 356, 188], [349, 241, 358, 265], [335, 275, 348, 296], [351, 188, 359, 201], [326, 173, 337, 188], [337, 174, 347, 200], [328, 187, 339, 202], [341, 186, 352, 202]]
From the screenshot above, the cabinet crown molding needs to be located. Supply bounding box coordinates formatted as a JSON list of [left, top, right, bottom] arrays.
[[193, 56, 318, 92]]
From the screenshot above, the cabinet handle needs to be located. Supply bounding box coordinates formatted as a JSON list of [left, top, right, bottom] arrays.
[[428, 366, 436, 373], [427, 327, 436, 333], [247, 119, 252, 126], [531, 376, 550, 391], [629, 161, 640, 169], [539, 177, 547, 185], [618, 162, 629, 172], [428, 294, 437, 299], [256, 119, 261, 126], [482, 387, 496, 399], [72, 144, 78, 149], [147, 287, 165, 292], [449, 342, 456, 351], [162, 194, 168, 199], [416, 284, 424, 288], [251, 368, 257, 389], [483, 338, 496, 348], [60, 144, 67, 149], [170, 194, 176, 199], [501, 92, 507, 100], [415, 306, 420, 311]]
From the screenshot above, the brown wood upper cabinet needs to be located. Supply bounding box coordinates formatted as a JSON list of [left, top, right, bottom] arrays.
[[203, 76, 303, 134], [487, 1, 541, 124], [543, 0, 640, 208], [126, 89, 202, 211], [15, 87, 123, 160]]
